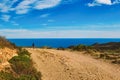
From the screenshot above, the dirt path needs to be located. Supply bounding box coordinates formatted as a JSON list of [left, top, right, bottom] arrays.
[[26, 48, 120, 80]]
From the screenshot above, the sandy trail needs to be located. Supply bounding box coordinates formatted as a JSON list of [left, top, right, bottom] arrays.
[[26, 48, 120, 80]]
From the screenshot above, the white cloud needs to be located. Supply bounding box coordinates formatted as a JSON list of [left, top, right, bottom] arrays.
[[0, 3, 9, 12], [0, 0, 18, 12], [34, 0, 61, 9], [48, 19, 55, 22], [87, 0, 120, 7], [1, 15, 11, 22], [113, 0, 120, 4], [0, 0, 61, 14], [0, 29, 120, 38], [13, 0, 36, 14], [87, 3, 101, 7], [0, 0, 119, 14], [0, 29, 27, 33], [0, 0, 61, 27], [40, 13, 50, 18], [96, 0, 112, 5], [11, 21, 19, 26]]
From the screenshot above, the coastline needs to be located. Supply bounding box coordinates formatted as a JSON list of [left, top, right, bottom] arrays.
[[8, 38, 120, 48]]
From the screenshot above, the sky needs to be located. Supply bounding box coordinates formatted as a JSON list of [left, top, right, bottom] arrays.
[[0, 0, 120, 38]]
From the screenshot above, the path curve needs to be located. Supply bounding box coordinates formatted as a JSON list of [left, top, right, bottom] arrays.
[[26, 48, 120, 80]]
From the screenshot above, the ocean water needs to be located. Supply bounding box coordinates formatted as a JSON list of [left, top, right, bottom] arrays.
[[8, 38, 120, 48]]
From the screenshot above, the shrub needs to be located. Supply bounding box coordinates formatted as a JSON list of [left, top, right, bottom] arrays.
[[18, 49, 30, 57], [70, 44, 87, 51], [0, 71, 41, 80], [0, 71, 16, 80], [8, 49, 41, 80], [9, 56, 31, 74], [16, 73, 41, 80], [41, 46, 52, 49], [68, 45, 75, 49], [57, 47, 65, 50]]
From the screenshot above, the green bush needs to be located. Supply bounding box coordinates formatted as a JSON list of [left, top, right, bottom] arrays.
[[69, 44, 87, 51], [0, 71, 16, 80], [17, 75, 36, 80], [9, 56, 31, 74], [16, 73, 41, 80], [8, 49, 41, 80], [41, 46, 52, 49], [18, 49, 30, 57], [0, 71, 41, 80], [57, 47, 65, 50]]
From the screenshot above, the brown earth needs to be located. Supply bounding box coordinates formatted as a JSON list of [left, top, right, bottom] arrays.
[[26, 48, 120, 80], [0, 48, 17, 71]]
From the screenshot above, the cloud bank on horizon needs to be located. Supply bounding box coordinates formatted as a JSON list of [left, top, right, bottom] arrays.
[[0, 0, 120, 38]]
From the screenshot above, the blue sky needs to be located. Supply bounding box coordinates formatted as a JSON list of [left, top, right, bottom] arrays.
[[0, 0, 120, 38]]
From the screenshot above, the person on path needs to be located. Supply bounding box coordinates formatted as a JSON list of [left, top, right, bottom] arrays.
[[32, 42, 35, 49]]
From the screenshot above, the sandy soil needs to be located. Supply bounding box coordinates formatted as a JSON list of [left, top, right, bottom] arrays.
[[26, 48, 120, 80], [0, 48, 17, 71]]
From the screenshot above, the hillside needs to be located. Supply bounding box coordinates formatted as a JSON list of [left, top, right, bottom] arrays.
[[0, 36, 41, 80], [0, 36, 17, 71], [27, 48, 120, 80], [92, 42, 120, 50], [0, 36, 16, 49], [0, 48, 17, 71]]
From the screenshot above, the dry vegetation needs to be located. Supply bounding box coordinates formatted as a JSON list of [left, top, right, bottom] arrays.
[[0, 36, 16, 49], [67, 42, 120, 64], [0, 36, 41, 80], [0, 36, 17, 71]]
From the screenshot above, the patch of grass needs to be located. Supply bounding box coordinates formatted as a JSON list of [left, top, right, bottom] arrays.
[[68, 44, 93, 51], [0, 71, 16, 80], [0, 71, 41, 80], [8, 49, 41, 80], [57, 47, 65, 50], [9, 56, 31, 74], [0, 49, 41, 80], [41, 46, 52, 49], [18, 49, 30, 57]]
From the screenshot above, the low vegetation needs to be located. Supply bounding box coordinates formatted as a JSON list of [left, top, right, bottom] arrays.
[[0, 49, 41, 80], [57, 47, 65, 50], [0, 71, 16, 80], [68, 44, 93, 51], [0, 36, 41, 80], [0, 36, 17, 49], [40, 46, 52, 49], [68, 42, 120, 64]]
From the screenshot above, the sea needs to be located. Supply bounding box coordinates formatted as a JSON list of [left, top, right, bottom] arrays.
[[8, 38, 120, 48]]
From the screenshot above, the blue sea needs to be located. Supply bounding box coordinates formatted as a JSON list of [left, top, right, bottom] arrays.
[[8, 38, 120, 48]]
